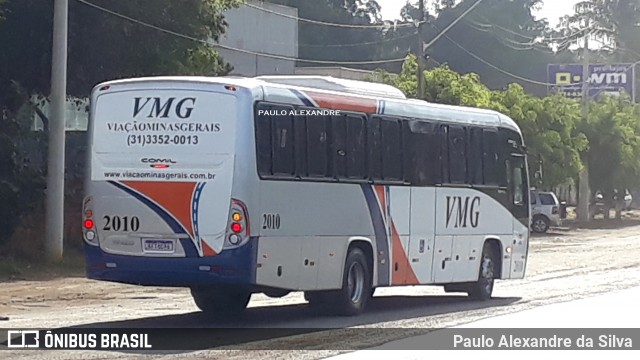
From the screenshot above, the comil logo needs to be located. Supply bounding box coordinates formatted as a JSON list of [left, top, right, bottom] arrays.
[[7, 330, 40, 348], [141, 158, 176, 169]]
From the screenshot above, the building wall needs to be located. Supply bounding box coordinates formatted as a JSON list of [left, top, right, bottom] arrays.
[[218, 1, 298, 76], [294, 66, 394, 82]]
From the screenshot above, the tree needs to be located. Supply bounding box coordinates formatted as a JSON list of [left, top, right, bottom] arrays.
[[561, 1, 640, 58], [578, 94, 640, 217], [381, 0, 577, 96], [0, 0, 240, 102]]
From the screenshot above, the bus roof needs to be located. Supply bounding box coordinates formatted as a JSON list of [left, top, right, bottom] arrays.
[[255, 75, 408, 100], [93, 75, 522, 136]]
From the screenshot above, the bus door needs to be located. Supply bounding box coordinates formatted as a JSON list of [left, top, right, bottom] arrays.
[[506, 152, 530, 277], [409, 187, 437, 284]]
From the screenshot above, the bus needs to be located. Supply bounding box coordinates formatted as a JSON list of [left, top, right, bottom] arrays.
[[83, 75, 530, 318]]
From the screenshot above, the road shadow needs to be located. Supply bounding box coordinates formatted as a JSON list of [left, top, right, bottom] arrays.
[[566, 218, 640, 230], [53, 293, 520, 353], [531, 228, 571, 238]]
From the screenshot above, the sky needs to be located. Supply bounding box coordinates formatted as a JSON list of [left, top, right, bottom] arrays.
[[376, 0, 581, 28]]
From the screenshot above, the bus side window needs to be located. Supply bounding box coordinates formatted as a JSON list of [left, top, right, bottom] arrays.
[[367, 116, 383, 181], [482, 129, 499, 186], [271, 109, 295, 176], [255, 103, 274, 177], [331, 114, 348, 179], [468, 126, 484, 185], [509, 157, 527, 206], [306, 112, 329, 178], [439, 125, 449, 184], [513, 165, 524, 205], [448, 125, 467, 184], [380, 117, 403, 181], [331, 113, 367, 181], [294, 111, 308, 178], [404, 120, 438, 186], [344, 114, 367, 180]]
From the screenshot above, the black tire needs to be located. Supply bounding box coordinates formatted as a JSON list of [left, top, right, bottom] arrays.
[[531, 215, 550, 233], [328, 247, 372, 316], [190, 286, 251, 318], [467, 243, 497, 301]]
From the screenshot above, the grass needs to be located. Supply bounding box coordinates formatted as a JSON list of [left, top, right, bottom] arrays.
[[0, 249, 86, 282]]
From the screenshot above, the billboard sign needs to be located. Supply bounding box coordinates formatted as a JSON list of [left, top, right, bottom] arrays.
[[547, 63, 635, 100]]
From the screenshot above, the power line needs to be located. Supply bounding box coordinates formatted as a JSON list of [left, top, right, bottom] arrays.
[[75, 0, 408, 65], [243, 1, 422, 29], [439, 31, 639, 87], [298, 31, 418, 48], [463, 21, 555, 53], [467, 13, 593, 43]]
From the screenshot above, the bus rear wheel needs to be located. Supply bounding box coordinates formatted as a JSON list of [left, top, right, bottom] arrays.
[[329, 247, 372, 316], [190, 286, 251, 318], [467, 243, 497, 300]]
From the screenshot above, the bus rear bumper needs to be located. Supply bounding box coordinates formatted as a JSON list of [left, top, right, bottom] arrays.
[[83, 239, 258, 288]]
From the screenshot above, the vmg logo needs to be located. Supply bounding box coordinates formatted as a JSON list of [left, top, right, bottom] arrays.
[[133, 97, 196, 119]]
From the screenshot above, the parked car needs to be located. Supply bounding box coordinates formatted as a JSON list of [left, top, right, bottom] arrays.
[[530, 190, 561, 233]]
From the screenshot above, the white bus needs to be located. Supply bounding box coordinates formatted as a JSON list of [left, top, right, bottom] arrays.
[[83, 75, 530, 318]]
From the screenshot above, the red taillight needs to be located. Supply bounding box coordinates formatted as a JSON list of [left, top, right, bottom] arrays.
[[84, 219, 95, 229], [151, 164, 169, 169], [552, 206, 559, 214], [231, 223, 242, 233]]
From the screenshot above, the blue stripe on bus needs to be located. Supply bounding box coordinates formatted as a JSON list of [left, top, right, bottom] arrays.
[[360, 184, 390, 286], [109, 181, 200, 257], [291, 89, 315, 107]]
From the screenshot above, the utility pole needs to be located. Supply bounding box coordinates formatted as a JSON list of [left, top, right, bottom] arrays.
[[416, 0, 426, 99], [415, 0, 484, 99], [45, 0, 69, 262], [577, 32, 591, 223]]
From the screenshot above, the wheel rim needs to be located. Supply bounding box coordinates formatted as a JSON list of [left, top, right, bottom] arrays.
[[347, 262, 365, 304], [480, 256, 494, 294], [533, 219, 546, 232]]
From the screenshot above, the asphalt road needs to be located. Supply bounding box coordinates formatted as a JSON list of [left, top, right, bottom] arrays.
[[2, 223, 640, 359]]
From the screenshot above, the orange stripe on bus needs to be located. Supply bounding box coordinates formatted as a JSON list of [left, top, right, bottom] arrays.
[[374, 185, 386, 221], [306, 91, 377, 113], [122, 181, 197, 237], [201, 240, 218, 257], [391, 221, 420, 286]]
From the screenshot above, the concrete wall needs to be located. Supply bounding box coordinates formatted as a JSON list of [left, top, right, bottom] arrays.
[[294, 66, 395, 82], [218, 1, 298, 76]]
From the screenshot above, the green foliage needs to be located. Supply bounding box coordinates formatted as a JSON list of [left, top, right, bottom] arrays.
[[0, 0, 240, 101], [0, 82, 47, 248], [580, 94, 640, 194], [372, 57, 640, 191]]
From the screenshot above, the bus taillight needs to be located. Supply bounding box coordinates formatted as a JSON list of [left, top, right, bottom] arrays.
[[231, 223, 243, 233], [225, 199, 249, 248], [84, 219, 95, 229], [83, 196, 98, 245]]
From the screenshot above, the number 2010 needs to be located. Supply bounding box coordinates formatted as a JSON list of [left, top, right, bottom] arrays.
[[103, 215, 140, 232], [262, 214, 280, 230]]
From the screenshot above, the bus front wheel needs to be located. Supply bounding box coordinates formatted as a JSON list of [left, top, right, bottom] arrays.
[[190, 286, 251, 318]]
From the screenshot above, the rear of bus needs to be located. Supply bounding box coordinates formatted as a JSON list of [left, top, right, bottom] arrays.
[[82, 78, 255, 287]]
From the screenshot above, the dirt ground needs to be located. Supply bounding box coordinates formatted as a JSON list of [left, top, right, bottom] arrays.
[[1, 216, 640, 359]]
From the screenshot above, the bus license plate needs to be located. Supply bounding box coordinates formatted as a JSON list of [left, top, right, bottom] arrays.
[[143, 239, 175, 253]]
